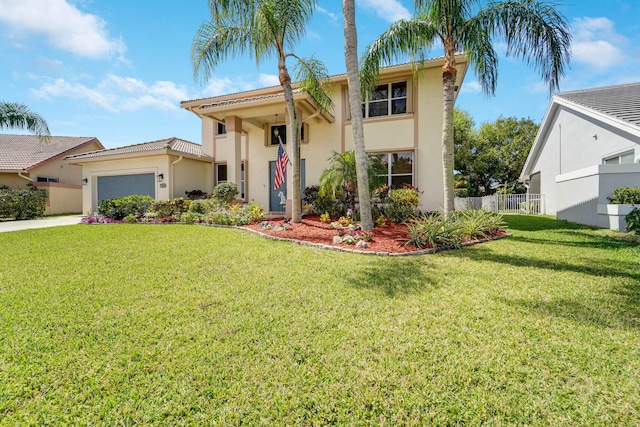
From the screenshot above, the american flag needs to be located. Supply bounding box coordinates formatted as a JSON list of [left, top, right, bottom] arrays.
[[273, 138, 290, 190]]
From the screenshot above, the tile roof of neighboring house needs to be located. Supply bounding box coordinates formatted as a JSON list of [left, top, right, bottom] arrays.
[[64, 137, 213, 161], [556, 82, 640, 128], [0, 134, 102, 172]]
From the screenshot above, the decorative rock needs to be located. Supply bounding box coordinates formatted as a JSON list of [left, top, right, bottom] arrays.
[[332, 235, 343, 244], [355, 240, 368, 249]]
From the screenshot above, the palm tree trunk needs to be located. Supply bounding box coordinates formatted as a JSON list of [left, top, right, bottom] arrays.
[[441, 41, 457, 219], [278, 55, 302, 223], [343, 0, 373, 230]]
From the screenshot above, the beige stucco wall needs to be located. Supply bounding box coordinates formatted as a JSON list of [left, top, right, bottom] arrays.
[[0, 173, 30, 189], [32, 182, 83, 214], [172, 156, 214, 199]]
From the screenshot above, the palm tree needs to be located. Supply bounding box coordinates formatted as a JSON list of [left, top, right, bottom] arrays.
[[192, 0, 333, 223], [318, 150, 386, 210], [343, 0, 374, 230], [0, 101, 50, 141], [362, 0, 571, 218]]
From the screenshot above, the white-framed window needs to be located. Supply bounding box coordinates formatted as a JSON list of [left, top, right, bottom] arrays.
[[603, 150, 634, 165], [36, 177, 59, 183], [376, 151, 414, 187], [362, 81, 407, 118]]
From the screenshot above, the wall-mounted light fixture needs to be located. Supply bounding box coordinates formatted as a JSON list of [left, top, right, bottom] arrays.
[[81, 178, 88, 185], [593, 133, 598, 140], [157, 173, 164, 182]]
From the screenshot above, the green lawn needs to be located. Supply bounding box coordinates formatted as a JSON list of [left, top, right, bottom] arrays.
[[0, 217, 638, 425]]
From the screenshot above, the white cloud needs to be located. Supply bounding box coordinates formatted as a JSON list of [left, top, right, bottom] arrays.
[[571, 17, 626, 71], [316, 6, 338, 23], [461, 80, 482, 94], [258, 74, 280, 87], [0, 0, 126, 59], [32, 75, 188, 113], [357, 0, 412, 23]]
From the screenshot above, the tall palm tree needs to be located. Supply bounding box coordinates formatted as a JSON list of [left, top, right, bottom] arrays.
[[192, 0, 332, 223], [362, 0, 571, 218], [0, 101, 50, 141], [343, 0, 374, 230]]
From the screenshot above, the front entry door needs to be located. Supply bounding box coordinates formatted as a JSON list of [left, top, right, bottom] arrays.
[[269, 159, 305, 212]]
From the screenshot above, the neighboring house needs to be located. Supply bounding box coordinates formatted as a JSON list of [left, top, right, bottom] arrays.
[[180, 57, 468, 216], [65, 137, 214, 214], [520, 82, 640, 228], [0, 134, 104, 214]]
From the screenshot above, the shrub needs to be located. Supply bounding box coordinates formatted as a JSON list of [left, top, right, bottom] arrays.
[[189, 199, 214, 214], [212, 182, 239, 205], [123, 214, 138, 224], [181, 211, 204, 224], [185, 189, 209, 200], [247, 202, 266, 223], [98, 195, 154, 220], [455, 209, 506, 239], [626, 207, 640, 234], [608, 186, 640, 204], [147, 198, 192, 220], [0, 184, 48, 219], [384, 187, 421, 223], [403, 215, 461, 252]]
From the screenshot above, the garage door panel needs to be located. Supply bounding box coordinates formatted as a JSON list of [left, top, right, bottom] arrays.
[[97, 173, 155, 203]]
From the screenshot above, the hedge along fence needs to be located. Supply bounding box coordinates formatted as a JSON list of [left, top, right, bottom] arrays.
[[0, 184, 48, 220]]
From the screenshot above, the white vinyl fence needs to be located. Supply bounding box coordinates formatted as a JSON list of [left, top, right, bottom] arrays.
[[454, 193, 545, 215]]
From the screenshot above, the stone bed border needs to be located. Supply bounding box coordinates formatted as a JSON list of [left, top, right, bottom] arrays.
[[236, 225, 511, 256]]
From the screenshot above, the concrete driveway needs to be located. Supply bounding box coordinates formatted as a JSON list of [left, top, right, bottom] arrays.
[[0, 215, 83, 233]]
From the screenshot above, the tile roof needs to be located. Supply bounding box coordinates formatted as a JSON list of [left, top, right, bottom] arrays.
[[556, 82, 640, 128], [199, 89, 303, 111], [0, 134, 100, 171], [64, 137, 212, 161]]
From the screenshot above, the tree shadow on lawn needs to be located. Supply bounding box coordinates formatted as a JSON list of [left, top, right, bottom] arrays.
[[346, 257, 440, 298], [504, 215, 597, 232]]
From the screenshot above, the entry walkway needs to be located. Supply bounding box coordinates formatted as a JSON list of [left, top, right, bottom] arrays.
[[0, 215, 82, 233]]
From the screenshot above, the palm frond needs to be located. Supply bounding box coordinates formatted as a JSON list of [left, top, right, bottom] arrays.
[[0, 101, 50, 141], [292, 55, 334, 115], [472, 0, 571, 94], [360, 18, 439, 97]]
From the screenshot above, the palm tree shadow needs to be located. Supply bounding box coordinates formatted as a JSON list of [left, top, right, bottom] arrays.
[[347, 257, 439, 298]]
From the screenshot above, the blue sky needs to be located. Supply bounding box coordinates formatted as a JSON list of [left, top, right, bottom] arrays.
[[1, 0, 639, 148]]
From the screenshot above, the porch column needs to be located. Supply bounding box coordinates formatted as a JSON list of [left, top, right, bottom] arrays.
[[226, 116, 243, 197]]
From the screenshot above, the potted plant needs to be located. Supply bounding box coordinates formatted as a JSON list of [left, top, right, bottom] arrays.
[[597, 186, 640, 231]]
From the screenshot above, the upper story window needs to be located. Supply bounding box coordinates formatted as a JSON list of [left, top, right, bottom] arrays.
[[216, 122, 227, 135], [269, 124, 306, 145], [604, 150, 634, 165], [362, 81, 407, 118]]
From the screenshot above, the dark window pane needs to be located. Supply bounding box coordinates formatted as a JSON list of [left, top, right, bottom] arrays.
[[217, 122, 226, 134], [271, 124, 286, 145], [362, 103, 367, 117], [391, 175, 413, 187], [37, 177, 48, 182], [392, 82, 406, 98], [371, 85, 388, 101], [391, 153, 413, 174], [217, 164, 227, 182], [391, 99, 406, 114], [368, 101, 388, 117]]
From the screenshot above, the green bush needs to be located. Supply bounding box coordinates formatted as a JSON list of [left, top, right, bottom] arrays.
[[181, 211, 204, 224], [147, 198, 191, 220], [0, 184, 48, 219], [626, 207, 640, 234], [403, 215, 461, 252], [212, 182, 239, 205], [98, 195, 154, 220], [455, 209, 507, 238], [188, 199, 214, 214], [384, 187, 421, 223], [608, 186, 640, 204], [304, 185, 349, 219]]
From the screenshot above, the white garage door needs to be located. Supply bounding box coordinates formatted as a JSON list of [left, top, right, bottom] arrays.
[[97, 173, 155, 203]]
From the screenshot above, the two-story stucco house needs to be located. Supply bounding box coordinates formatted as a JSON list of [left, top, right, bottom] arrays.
[[520, 82, 640, 228], [180, 56, 467, 216], [66, 56, 468, 215]]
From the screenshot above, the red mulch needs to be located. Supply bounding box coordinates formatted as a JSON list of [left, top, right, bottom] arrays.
[[243, 215, 419, 253]]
